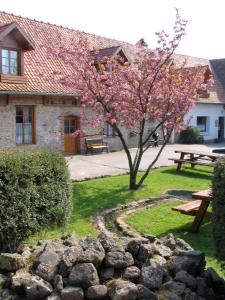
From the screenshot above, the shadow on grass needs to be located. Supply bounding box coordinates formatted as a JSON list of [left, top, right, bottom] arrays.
[[71, 181, 135, 220], [161, 165, 213, 181]]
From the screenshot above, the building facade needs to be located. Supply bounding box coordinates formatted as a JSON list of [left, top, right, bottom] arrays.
[[0, 11, 225, 155]]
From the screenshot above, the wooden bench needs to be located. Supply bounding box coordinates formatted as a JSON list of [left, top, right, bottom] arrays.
[[172, 188, 213, 232], [172, 200, 202, 216], [85, 138, 109, 154]]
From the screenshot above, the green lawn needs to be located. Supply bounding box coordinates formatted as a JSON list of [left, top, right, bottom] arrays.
[[126, 200, 225, 277], [29, 164, 212, 242]]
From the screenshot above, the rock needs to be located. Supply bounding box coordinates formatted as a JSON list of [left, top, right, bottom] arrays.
[[98, 232, 117, 251], [79, 236, 105, 253], [68, 263, 99, 288], [123, 266, 140, 281], [139, 261, 167, 289], [21, 247, 32, 259], [136, 244, 154, 262], [61, 286, 84, 300], [183, 288, 199, 300], [196, 277, 207, 297], [142, 234, 157, 243], [59, 245, 82, 277], [153, 243, 172, 258], [44, 240, 67, 257], [162, 281, 186, 296], [77, 249, 105, 268], [53, 274, 63, 291], [46, 293, 62, 300], [150, 255, 167, 266], [170, 251, 205, 276], [100, 267, 114, 281], [86, 285, 108, 299], [175, 270, 197, 290], [105, 251, 134, 269], [78, 237, 105, 267], [34, 246, 60, 282], [11, 273, 53, 299], [62, 232, 79, 246], [204, 267, 225, 296], [136, 284, 157, 300], [0, 253, 27, 272], [108, 279, 138, 300], [0, 274, 8, 291], [158, 290, 182, 300], [175, 238, 193, 251], [126, 239, 141, 257], [160, 233, 176, 250], [0, 288, 14, 300]]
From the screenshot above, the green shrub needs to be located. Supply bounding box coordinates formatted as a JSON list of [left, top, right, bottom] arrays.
[[0, 150, 71, 252], [212, 157, 225, 260], [179, 126, 203, 144]]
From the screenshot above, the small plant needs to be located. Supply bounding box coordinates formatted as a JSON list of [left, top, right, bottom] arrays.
[[179, 126, 203, 144], [0, 150, 71, 252], [212, 157, 225, 260]]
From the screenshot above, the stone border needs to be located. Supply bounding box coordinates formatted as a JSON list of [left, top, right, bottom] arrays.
[[93, 190, 192, 239]]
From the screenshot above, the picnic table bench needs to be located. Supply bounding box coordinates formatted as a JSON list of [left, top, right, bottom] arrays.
[[85, 138, 109, 154], [172, 188, 212, 232], [169, 150, 221, 172]]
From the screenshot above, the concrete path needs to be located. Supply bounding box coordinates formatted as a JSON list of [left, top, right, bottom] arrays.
[[66, 143, 225, 180]]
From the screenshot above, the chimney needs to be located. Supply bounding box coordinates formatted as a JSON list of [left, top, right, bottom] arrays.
[[136, 38, 148, 47]]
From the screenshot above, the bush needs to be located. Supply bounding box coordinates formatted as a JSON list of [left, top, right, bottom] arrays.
[[212, 158, 225, 260], [0, 150, 71, 252], [179, 126, 203, 144]]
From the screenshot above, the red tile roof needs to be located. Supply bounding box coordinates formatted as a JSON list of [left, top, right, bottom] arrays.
[[0, 11, 224, 104]]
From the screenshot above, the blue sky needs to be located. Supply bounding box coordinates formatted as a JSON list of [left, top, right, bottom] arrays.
[[0, 0, 224, 59]]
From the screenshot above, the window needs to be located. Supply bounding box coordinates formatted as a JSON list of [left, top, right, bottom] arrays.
[[197, 116, 208, 133], [64, 118, 76, 134], [16, 106, 35, 144], [1, 49, 18, 75], [106, 123, 115, 137]]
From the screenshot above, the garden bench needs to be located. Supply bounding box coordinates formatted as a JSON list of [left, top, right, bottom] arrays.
[[172, 200, 202, 216], [172, 188, 212, 232], [85, 138, 109, 154]]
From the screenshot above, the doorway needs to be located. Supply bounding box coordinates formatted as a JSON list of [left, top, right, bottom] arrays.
[[64, 116, 79, 155], [218, 117, 225, 142]]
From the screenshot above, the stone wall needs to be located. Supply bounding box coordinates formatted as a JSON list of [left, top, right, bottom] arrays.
[[0, 232, 224, 299], [0, 95, 161, 154]]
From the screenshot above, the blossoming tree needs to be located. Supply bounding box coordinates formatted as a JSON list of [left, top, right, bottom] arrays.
[[47, 10, 210, 190]]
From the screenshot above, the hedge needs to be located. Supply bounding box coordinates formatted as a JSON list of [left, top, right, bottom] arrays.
[[179, 126, 203, 144], [212, 157, 225, 260], [0, 150, 71, 252]]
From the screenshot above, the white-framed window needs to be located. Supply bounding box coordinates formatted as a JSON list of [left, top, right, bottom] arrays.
[[197, 116, 209, 134]]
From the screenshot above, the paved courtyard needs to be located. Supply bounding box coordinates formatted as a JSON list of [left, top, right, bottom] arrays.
[[66, 143, 225, 180]]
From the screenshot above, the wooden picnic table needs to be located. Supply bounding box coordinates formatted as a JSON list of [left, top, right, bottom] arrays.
[[169, 150, 222, 172], [191, 188, 212, 232], [172, 188, 212, 232]]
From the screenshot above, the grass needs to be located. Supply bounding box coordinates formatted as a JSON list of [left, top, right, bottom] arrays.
[[29, 164, 225, 276], [126, 200, 225, 277], [29, 164, 212, 242]]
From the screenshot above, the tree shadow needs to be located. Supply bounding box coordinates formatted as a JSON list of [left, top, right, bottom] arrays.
[[71, 182, 136, 221], [161, 166, 213, 181]]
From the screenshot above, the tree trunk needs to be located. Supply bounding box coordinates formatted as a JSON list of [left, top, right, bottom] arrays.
[[129, 169, 140, 190]]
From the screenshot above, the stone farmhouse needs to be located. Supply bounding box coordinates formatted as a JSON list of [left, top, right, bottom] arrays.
[[0, 11, 224, 155]]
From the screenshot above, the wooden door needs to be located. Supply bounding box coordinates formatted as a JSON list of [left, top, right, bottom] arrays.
[[64, 116, 78, 155]]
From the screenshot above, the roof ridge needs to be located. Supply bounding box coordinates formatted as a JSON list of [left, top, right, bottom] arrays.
[[0, 10, 135, 48]]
